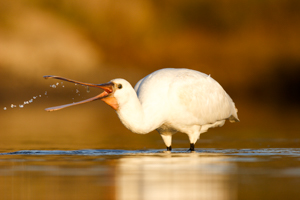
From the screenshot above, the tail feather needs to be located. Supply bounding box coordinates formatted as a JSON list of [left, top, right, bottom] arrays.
[[228, 108, 240, 123], [228, 115, 240, 123]]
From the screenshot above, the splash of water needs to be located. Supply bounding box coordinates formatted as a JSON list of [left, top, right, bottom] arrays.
[[3, 80, 92, 112]]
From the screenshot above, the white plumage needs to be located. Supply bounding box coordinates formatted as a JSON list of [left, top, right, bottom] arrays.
[[44, 68, 239, 151]]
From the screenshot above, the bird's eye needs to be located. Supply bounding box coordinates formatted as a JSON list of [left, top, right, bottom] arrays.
[[118, 84, 122, 89]]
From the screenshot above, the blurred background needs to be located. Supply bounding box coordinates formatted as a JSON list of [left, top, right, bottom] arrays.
[[0, 0, 299, 151]]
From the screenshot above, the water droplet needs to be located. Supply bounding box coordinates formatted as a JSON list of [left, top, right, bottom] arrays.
[[75, 83, 77, 86], [86, 86, 90, 93], [19, 105, 24, 108], [76, 89, 80, 93], [24, 101, 29, 104], [33, 96, 37, 99], [51, 84, 56, 88], [56, 82, 59, 86], [29, 99, 33, 103], [3, 107, 7, 110], [39, 95, 41, 97], [45, 91, 47, 95], [62, 85, 65, 88]]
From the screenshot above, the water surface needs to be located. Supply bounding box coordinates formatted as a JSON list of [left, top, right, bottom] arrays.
[[0, 148, 299, 200]]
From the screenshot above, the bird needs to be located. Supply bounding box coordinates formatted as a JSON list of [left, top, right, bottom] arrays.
[[44, 68, 239, 151]]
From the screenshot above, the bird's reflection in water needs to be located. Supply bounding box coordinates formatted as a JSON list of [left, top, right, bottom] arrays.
[[116, 153, 237, 200]]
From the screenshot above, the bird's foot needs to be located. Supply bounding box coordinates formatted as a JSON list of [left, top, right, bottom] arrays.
[[187, 143, 195, 152], [162, 146, 172, 153]]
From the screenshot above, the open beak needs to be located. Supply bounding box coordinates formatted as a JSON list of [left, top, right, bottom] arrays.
[[44, 75, 115, 111]]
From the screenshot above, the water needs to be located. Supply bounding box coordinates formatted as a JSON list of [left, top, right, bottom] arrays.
[[0, 148, 299, 200], [4, 95, 43, 111], [2, 81, 90, 112]]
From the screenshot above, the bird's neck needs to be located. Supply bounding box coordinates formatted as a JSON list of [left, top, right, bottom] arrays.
[[116, 95, 161, 134]]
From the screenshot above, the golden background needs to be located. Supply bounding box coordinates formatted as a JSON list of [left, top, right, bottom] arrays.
[[1, 0, 299, 150]]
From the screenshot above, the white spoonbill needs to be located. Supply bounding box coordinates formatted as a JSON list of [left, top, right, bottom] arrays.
[[44, 68, 239, 151]]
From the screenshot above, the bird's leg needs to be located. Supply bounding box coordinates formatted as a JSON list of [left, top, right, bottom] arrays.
[[188, 143, 195, 152], [159, 132, 173, 151], [187, 126, 201, 152]]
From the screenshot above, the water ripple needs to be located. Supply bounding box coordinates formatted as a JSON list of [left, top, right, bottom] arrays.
[[0, 148, 299, 156]]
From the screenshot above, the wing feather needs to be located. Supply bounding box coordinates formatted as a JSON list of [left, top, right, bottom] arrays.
[[168, 70, 237, 125]]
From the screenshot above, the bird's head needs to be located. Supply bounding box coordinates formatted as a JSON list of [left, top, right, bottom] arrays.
[[100, 78, 135, 110], [43, 76, 133, 112]]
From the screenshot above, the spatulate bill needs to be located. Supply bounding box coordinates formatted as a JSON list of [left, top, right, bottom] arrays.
[[43, 75, 102, 89], [45, 91, 109, 112]]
